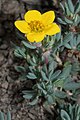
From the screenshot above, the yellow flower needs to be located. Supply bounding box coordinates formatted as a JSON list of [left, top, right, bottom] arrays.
[[15, 10, 60, 42]]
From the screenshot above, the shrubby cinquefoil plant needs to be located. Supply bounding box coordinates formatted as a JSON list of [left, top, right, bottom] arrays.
[[14, 0, 80, 107]]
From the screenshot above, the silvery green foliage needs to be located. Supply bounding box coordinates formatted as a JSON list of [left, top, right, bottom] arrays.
[[14, 34, 80, 105], [58, 0, 80, 25], [14, 0, 80, 106], [60, 104, 80, 120], [0, 111, 11, 120], [57, 0, 80, 51]]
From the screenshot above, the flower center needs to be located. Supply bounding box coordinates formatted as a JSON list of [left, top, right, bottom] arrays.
[[28, 21, 44, 32]]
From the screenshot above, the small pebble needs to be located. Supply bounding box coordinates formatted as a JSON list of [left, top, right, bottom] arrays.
[[2, 81, 8, 89]]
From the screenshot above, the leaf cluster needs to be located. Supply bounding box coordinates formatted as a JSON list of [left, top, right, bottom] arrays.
[[14, 0, 80, 106], [0, 111, 11, 120], [59, 104, 80, 120]]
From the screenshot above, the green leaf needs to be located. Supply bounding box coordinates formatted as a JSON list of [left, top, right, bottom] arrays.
[[7, 111, 11, 120], [29, 60, 37, 66], [32, 56, 36, 63], [60, 3, 65, 12], [0, 112, 4, 120], [41, 70, 48, 81], [64, 82, 80, 90], [54, 79, 64, 87], [61, 110, 71, 120], [76, 105, 80, 120], [77, 45, 80, 51], [63, 32, 73, 44], [55, 91, 67, 98], [75, 2, 80, 14], [74, 15, 80, 25], [71, 62, 80, 73], [70, 36, 77, 48], [60, 65, 72, 79], [51, 70, 61, 80], [14, 47, 26, 58], [47, 95, 54, 104], [67, 0, 74, 13], [56, 32, 61, 41], [77, 34, 80, 45], [15, 66, 26, 73], [49, 60, 57, 72], [29, 97, 38, 105], [37, 84, 47, 94], [64, 43, 72, 49], [23, 91, 35, 99], [14, 50, 23, 58], [42, 64, 48, 74], [58, 18, 67, 25], [27, 73, 37, 79], [65, 2, 71, 16], [23, 94, 33, 99], [49, 70, 53, 80], [22, 41, 36, 49], [64, 17, 73, 24]]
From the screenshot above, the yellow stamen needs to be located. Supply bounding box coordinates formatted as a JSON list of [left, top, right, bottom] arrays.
[[28, 21, 44, 32]]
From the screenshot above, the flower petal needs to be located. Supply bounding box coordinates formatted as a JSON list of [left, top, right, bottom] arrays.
[[45, 23, 60, 35], [41, 11, 55, 25], [26, 32, 45, 42], [24, 10, 41, 23], [15, 20, 30, 33]]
